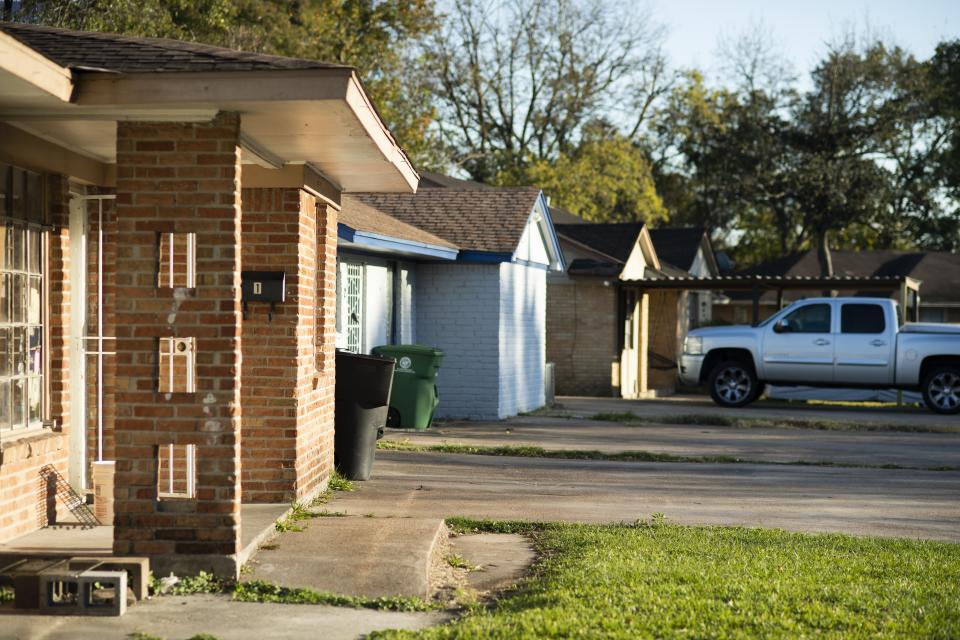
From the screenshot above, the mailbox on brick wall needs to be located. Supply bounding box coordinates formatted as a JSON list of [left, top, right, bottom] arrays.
[[241, 271, 286, 321]]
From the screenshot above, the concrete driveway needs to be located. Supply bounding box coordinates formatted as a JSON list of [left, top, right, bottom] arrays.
[[335, 451, 960, 542], [384, 416, 960, 469]]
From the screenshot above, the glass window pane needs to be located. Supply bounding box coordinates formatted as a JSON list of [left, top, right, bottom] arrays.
[[28, 276, 41, 324], [26, 171, 44, 224], [12, 327, 25, 375], [28, 327, 42, 375], [0, 328, 9, 377], [28, 377, 41, 425], [0, 273, 8, 323], [10, 168, 25, 220], [11, 378, 24, 429], [28, 229, 41, 274], [0, 163, 9, 217], [9, 226, 24, 270], [0, 380, 9, 432], [841, 304, 886, 334], [11, 273, 25, 322], [783, 303, 832, 333]]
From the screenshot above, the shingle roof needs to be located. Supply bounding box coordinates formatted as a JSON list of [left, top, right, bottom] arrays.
[[351, 188, 542, 254], [340, 196, 457, 249], [648, 227, 707, 272], [418, 171, 492, 190], [0, 22, 349, 73], [548, 207, 588, 225], [554, 223, 644, 264], [733, 249, 960, 303]]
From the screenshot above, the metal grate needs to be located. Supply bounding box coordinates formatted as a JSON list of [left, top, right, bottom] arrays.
[[345, 263, 363, 353]]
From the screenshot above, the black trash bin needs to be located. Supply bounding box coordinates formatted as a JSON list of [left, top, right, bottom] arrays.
[[334, 350, 396, 480]]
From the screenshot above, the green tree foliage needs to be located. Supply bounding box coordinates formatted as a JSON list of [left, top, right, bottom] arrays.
[[15, 0, 441, 165], [523, 123, 666, 223], [652, 35, 957, 270]]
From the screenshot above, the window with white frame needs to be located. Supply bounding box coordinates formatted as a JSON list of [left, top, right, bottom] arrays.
[[0, 164, 47, 434]]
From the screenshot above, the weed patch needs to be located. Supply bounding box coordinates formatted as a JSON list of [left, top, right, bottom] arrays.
[[234, 581, 438, 611], [588, 411, 954, 433], [377, 440, 957, 472], [0, 587, 13, 604]]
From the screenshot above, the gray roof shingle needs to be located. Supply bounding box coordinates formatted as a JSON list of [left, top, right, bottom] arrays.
[[351, 188, 542, 254], [555, 223, 644, 264], [340, 195, 457, 250], [0, 22, 349, 73]]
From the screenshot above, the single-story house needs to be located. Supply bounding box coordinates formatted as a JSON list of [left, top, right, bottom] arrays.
[[546, 218, 663, 398], [714, 249, 960, 324], [0, 23, 417, 577], [340, 184, 565, 420]]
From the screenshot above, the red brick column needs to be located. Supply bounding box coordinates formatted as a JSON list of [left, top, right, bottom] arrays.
[[112, 113, 243, 577], [240, 190, 335, 503]]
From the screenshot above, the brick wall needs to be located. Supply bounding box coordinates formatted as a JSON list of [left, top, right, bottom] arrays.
[[0, 174, 72, 543], [546, 278, 619, 397], [240, 188, 335, 503], [112, 113, 244, 577]]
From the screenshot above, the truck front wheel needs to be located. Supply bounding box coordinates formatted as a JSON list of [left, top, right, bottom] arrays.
[[708, 360, 758, 408], [922, 366, 960, 415]]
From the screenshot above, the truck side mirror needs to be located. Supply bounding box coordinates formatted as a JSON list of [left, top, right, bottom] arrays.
[[773, 319, 790, 334]]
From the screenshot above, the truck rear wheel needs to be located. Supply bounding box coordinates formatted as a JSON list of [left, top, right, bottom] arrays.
[[922, 366, 960, 415], [708, 360, 758, 408]]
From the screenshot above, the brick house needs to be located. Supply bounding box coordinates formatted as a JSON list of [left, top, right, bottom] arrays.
[[547, 212, 718, 397], [339, 182, 565, 419], [0, 24, 416, 577]]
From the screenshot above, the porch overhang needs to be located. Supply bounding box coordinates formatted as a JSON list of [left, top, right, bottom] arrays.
[[0, 30, 418, 193], [337, 223, 459, 261]]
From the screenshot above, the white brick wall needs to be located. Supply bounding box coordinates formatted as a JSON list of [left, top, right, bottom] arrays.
[[416, 263, 502, 419], [498, 262, 546, 416], [415, 261, 547, 420]]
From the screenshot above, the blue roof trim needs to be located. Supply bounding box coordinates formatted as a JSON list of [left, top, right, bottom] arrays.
[[458, 250, 514, 264], [537, 191, 567, 271], [337, 223, 458, 261]]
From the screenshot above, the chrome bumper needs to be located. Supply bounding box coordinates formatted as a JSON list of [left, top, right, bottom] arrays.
[[679, 354, 705, 386]]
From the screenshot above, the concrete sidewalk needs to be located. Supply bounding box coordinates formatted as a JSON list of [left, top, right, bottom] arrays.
[[554, 395, 960, 431], [0, 594, 449, 640], [384, 415, 960, 469]]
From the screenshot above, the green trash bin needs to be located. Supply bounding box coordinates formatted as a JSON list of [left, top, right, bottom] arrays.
[[371, 344, 444, 430]]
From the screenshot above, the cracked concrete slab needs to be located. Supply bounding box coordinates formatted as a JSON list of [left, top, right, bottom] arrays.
[[246, 516, 446, 599]]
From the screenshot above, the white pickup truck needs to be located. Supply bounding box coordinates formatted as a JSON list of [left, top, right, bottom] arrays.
[[679, 297, 960, 414]]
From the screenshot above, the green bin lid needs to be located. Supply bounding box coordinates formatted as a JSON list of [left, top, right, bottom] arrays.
[[372, 344, 444, 357]]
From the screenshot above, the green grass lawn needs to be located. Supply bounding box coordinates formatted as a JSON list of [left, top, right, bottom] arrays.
[[375, 519, 960, 639]]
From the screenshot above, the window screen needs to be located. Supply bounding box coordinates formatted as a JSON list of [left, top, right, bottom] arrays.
[[841, 304, 886, 334]]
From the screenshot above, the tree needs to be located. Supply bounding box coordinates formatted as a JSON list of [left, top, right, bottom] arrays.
[[15, 0, 442, 165], [427, 0, 668, 182], [524, 122, 665, 223]]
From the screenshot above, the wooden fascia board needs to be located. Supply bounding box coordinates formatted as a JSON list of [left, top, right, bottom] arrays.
[[73, 69, 355, 106], [242, 164, 341, 210], [0, 31, 73, 102], [343, 72, 419, 193], [0, 122, 112, 185], [637, 226, 661, 271]]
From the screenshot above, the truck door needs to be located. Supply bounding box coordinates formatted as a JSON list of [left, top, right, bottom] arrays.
[[762, 302, 834, 383], [833, 302, 895, 385]]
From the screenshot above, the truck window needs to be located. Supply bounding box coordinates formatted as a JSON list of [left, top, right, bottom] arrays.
[[781, 303, 831, 333], [841, 304, 886, 334]]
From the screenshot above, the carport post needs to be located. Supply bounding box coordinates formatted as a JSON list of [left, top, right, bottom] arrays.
[[751, 285, 761, 326]]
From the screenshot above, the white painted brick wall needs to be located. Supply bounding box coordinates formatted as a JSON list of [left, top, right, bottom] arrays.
[[498, 262, 546, 416], [416, 263, 502, 419]]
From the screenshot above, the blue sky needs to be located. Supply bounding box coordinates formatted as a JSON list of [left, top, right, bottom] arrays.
[[653, 0, 959, 81]]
